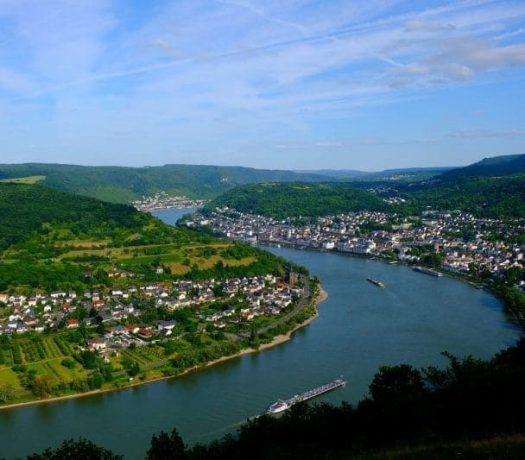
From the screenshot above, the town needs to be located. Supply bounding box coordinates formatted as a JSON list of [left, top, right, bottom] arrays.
[[0, 274, 305, 354], [183, 207, 525, 289], [132, 192, 207, 212]]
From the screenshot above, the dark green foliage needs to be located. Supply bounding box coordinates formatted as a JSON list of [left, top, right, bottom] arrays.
[[207, 182, 389, 219], [403, 174, 525, 218], [0, 163, 331, 203], [0, 262, 85, 292], [75, 350, 103, 370], [61, 358, 76, 369], [0, 183, 146, 251], [147, 428, 187, 460], [27, 438, 123, 460]]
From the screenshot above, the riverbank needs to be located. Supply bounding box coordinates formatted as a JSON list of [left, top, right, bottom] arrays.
[[0, 288, 328, 412]]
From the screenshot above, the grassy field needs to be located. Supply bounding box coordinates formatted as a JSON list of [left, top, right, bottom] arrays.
[[0, 176, 46, 185], [56, 240, 258, 275]]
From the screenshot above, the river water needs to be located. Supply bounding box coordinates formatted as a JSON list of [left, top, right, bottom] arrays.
[[0, 209, 520, 459]]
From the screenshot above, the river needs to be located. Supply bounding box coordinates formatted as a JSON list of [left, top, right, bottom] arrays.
[[0, 209, 520, 459]]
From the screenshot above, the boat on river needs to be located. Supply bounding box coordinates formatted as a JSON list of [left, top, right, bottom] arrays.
[[366, 277, 385, 288], [267, 378, 347, 415], [413, 266, 442, 277]]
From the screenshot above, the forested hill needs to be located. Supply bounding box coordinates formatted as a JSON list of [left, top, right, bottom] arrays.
[[0, 183, 293, 291], [438, 153, 525, 180], [206, 183, 390, 219], [0, 163, 331, 203], [0, 183, 147, 251], [404, 174, 525, 218], [398, 154, 525, 218]]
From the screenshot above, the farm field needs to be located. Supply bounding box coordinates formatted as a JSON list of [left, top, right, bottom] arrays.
[[0, 330, 247, 407]]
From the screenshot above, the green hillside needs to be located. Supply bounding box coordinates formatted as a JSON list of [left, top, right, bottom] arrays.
[[392, 154, 525, 218], [207, 182, 390, 219], [0, 163, 332, 203], [0, 183, 147, 251], [0, 183, 288, 291], [403, 174, 525, 218], [440, 153, 525, 180]]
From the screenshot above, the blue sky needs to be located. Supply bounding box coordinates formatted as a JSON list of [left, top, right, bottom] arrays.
[[0, 0, 524, 170]]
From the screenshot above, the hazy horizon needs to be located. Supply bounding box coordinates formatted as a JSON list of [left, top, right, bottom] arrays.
[[0, 159, 463, 173], [1, 1, 524, 170]]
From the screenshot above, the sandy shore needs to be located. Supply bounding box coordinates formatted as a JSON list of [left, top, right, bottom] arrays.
[[0, 288, 328, 412]]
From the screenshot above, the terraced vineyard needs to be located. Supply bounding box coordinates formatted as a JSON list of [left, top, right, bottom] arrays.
[[0, 335, 91, 399]]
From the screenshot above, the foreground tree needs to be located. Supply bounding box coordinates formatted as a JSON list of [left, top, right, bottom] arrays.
[[27, 438, 122, 460], [147, 428, 187, 460]]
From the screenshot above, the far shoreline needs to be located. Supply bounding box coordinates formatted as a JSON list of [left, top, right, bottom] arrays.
[[0, 288, 328, 412]]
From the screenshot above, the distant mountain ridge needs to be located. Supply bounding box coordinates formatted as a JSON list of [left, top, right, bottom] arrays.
[[0, 154, 522, 206], [207, 154, 525, 219], [297, 167, 453, 181], [0, 163, 332, 203]]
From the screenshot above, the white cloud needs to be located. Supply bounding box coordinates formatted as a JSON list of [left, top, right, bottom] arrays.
[[386, 37, 525, 86]]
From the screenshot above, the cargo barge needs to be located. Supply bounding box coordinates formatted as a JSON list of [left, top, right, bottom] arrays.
[[267, 378, 347, 414], [366, 277, 385, 288]]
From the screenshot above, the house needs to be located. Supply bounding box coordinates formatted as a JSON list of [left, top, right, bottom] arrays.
[[108, 325, 126, 335], [87, 337, 107, 351], [92, 300, 105, 309], [67, 319, 80, 329], [137, 328, 154, 339], [125, 324, 140, 334], [157, 320, 177, 332]]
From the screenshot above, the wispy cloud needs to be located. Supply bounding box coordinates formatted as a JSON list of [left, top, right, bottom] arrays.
[[451, 128, 525, 138], [404, 19, 456, 33], [0, 0, 524, 169]]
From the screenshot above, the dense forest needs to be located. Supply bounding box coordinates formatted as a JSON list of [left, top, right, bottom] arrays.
[[206, 182, 390, 219], [0, 183, 147, 251], [26, 338, 525, 459], [0, 164, 330, 203], [206, 174, 525, 219], [403, 174, 525, 218]]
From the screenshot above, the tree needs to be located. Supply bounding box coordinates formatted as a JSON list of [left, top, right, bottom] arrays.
[[31, 375, 54, 398], [368, 364, 424, 404], [0, 383, 16, 403], [27, 438, 122, 460], [250, 322, 260, 349], [147, 428, 187, 460]]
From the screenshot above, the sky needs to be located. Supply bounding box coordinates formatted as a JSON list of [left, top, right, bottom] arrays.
[[0, 0, 524, 171]]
